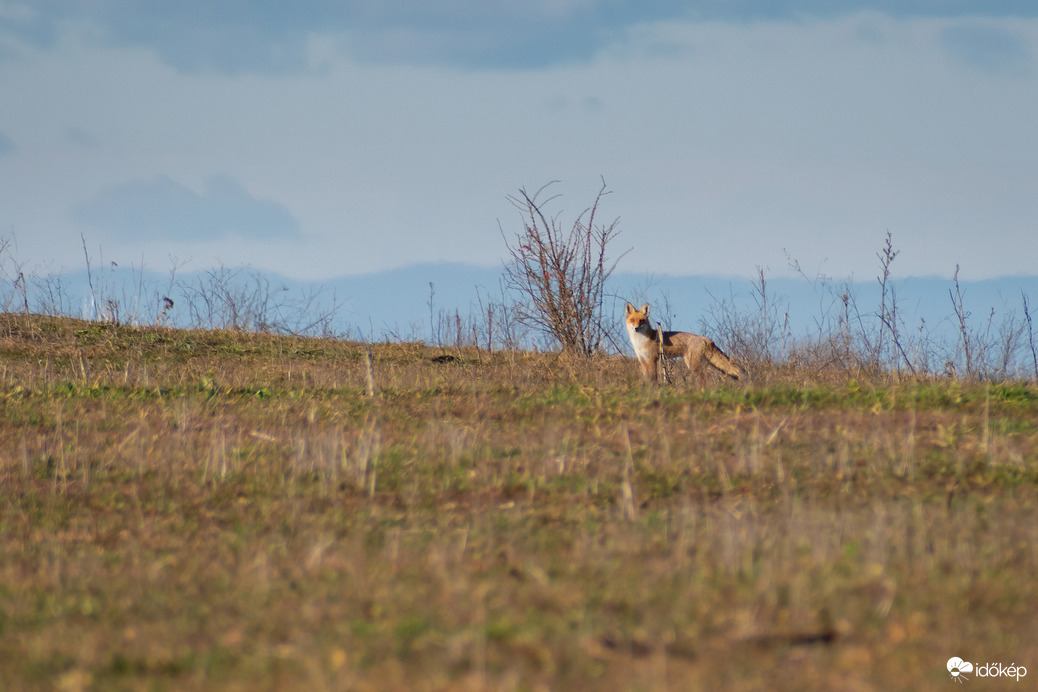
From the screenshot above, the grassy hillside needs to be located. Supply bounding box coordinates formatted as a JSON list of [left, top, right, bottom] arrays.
[[2, 314, 1037, 690]]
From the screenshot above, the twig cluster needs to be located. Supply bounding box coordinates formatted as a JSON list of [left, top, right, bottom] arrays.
[[501, 179, 627, 356]]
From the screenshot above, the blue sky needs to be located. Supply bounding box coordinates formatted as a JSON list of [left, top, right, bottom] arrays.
[[1, 1, 1036, 281]]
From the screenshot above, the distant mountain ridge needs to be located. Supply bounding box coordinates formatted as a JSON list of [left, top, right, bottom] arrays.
[[26, 262, 1038, 355]]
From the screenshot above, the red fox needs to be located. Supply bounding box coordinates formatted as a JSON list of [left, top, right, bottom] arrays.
[[624, 302, 742, 384]]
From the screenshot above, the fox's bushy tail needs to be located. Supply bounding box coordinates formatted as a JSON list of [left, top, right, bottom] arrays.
[[706, 342, 742, 380]]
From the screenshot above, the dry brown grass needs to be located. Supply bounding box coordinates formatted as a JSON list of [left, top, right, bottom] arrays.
[[2, 313, 1037, 690]]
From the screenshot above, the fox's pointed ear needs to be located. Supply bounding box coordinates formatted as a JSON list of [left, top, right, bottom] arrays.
[[641, 303, 650, 316], [625, 302, 635, 315]]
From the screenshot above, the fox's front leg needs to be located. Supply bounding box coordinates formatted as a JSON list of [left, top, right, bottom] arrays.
[[639, 355, 659, 382]]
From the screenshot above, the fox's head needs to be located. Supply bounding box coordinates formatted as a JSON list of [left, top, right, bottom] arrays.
[[624, 302, 651, 331]]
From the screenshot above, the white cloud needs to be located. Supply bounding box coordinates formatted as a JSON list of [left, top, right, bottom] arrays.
[[4, 2, 1036, 74], [0, 130, 14, 155], [75, 175, 300, 243], [940, 22, 1032, 76]]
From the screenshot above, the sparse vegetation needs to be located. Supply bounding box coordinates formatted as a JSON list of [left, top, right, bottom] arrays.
[[3, 237, 343, 338], [2, 313, 1038, 690], [697, 234, 1038, 383]]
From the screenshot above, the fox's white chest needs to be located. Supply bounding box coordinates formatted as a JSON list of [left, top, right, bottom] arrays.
[[626, 323, 657, 360]]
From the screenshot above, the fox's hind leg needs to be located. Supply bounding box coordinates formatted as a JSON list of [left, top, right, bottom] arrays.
[[683, 349, 708, 387]]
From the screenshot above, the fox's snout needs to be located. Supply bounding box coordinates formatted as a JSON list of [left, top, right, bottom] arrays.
[[627, 318, 651, 336]]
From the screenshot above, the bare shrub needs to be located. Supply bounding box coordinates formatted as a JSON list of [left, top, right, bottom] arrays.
[[31, 272, 73, 317], [474, 280, 526, 352], [949, 265, 977, 379], [1023, 292, 1038, 380], [869, 232, 921, 377], [0, 237, 28, 316], [946, 286, 1028, 381], [702, 266, 790, 370], [177, 265, 342, 336], [80, 235, 123, 323], [501, 180, 628, 356]]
